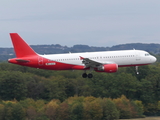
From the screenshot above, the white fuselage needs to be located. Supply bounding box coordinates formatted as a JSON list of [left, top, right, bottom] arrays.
[[40, 50, 156, 67]]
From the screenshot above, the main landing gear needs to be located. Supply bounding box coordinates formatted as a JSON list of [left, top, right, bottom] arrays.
[[82, 68, 94, 78], [82, 73, 93, 78]]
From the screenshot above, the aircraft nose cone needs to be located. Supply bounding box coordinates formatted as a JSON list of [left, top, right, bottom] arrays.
[[152, 56, 157, 63]]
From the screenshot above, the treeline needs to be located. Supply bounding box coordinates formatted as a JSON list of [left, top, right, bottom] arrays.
[[0, 95, 145, 120], [1, 43, 160, 57], [0, 62, 160, 119]]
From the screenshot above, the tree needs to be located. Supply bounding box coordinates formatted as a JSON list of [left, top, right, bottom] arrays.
[[132, 100, 144, 118], [101, 98, 119, 120], [113, 95, 132, 119], [69, 96, 84, 120], [27, 75, 46, 99], [57, 102, 69, 120], [26, 106, 37, 120], [3, 102, 14, 120], [70, 102, 83, 120], [19, 98, 46, 119], [0, 71, 27, 100], [45, 99, 60, 120], [43, 76, 67, 101], [12, 103, 25, 120], [137, 79, 155, 104], [0, 104, 4, 120], [83, 97, 103, 120]]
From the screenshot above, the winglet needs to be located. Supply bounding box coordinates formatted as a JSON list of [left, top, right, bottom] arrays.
[[10, 33, 37, 58], [80, 56, 84, 60]]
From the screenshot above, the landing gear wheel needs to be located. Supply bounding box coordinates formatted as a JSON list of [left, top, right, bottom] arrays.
[[82, 73, 88, 78], [88, 73, 93, 78]]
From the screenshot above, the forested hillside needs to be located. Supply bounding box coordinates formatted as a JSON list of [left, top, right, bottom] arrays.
[[0, 43, 160, 119], [0, 57, 160, 119], [1, 43, 160, 61]]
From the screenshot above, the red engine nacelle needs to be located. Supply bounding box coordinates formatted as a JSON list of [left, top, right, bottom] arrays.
[[97, 64, 118, 73]]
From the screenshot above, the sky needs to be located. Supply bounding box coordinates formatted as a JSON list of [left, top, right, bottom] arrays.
[[0, 0, 160, 47]]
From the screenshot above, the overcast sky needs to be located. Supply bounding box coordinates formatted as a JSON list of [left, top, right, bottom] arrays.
[[0, 0, 160, 47]]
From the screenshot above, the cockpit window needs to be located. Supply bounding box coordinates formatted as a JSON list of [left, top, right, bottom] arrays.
[[145, 53, 150, 56]]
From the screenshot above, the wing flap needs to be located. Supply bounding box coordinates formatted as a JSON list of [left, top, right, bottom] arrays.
[[80, 56, 115, 68]]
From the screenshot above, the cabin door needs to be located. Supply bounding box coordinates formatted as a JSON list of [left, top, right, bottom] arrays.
[[135, 51, 141, 61]]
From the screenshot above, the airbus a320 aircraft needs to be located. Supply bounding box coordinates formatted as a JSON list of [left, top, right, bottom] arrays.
[[8, 33, 157, 78]]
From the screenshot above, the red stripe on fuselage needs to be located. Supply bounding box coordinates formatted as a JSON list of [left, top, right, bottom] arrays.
[[8, 56, 85, 70], [8, 55, 151, 71]]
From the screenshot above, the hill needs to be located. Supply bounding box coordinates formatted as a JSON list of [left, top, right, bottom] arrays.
[[1, 43, 160, 61]]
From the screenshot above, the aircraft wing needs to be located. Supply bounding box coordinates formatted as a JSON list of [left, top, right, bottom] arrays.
[[80, 56, 114, 68]]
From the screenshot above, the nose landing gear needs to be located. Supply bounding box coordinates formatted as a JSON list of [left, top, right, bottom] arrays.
[[135, 66, 139, 74]]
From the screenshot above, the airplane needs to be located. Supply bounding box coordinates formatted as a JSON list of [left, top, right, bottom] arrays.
[[8, 33, 157, 78]]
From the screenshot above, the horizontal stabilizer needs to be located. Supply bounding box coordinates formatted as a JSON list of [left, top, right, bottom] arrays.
[[16, 59, 30, 63]]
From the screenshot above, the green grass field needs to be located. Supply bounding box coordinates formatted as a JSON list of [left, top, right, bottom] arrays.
[[120, 117, 160, 120]]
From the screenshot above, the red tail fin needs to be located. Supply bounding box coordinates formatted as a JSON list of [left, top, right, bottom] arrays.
[[10, 33, 37, 58]]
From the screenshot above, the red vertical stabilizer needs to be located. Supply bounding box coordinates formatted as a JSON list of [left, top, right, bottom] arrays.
[[10, 33, 37, 58]]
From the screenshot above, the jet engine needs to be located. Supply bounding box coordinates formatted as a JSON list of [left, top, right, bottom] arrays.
[[97, 64, 118, 73]]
